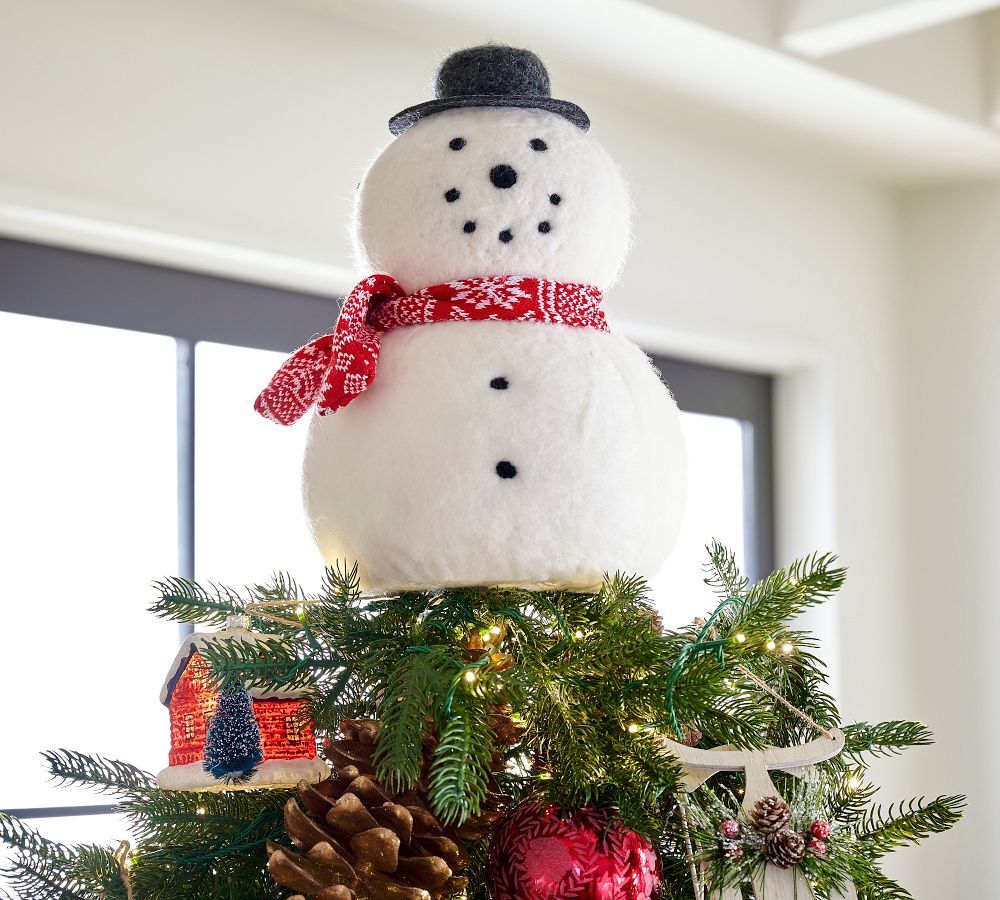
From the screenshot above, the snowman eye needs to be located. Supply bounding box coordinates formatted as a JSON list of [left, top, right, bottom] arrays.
[[449, 137, 466, 151], [529, 138, 547, 151]]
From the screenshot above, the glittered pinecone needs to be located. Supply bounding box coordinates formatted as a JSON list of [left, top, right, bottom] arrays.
[[763, 829, 806, 869], [267, 719, 507, 900], [749, 796, 792, 835]]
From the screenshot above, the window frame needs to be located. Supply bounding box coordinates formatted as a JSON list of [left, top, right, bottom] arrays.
[[0, 237, 774, 824]]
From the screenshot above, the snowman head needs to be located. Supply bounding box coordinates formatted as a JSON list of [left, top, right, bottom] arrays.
[[354, 47, 631, 295]]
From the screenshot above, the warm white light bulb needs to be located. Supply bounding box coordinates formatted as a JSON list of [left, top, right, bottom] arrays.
[[627, 723, 640, 734], [735, 633, 747, 644], [781, 642, 794, 655], [574, 629, 585, 640], [766, 639, 777, 651], [489, 625, 502, 636], [464, 670, 477, 683]]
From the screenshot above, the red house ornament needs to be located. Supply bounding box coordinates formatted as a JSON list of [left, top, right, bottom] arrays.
[[156, 615, 328, 791]]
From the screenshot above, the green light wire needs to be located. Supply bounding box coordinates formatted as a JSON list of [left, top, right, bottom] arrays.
[[663, 597, 741, 740]]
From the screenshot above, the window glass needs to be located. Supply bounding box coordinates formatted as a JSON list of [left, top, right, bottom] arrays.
[[650, 412, 746, 629], [0, 312, 178, 809], [195, 342, 321, 591]]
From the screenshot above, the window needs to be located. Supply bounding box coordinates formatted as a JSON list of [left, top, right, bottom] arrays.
[[0, 237, 773, 836]]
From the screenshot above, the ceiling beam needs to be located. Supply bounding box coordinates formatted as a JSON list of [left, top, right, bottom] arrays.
[[781, 0, 1000, 57]]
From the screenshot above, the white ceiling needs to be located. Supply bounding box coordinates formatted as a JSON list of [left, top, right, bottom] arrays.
[[308, 0, 1000, 183]]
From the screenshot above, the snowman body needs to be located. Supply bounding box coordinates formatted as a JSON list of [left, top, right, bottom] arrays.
[[301, 105, 687, 590]]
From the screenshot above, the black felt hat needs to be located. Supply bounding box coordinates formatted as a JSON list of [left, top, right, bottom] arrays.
[[388, 45, 590, 136]]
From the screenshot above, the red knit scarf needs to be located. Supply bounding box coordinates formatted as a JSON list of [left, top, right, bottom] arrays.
[[255, 274, 608, 425]]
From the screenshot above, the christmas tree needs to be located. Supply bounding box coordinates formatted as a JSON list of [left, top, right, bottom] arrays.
[[0, 548, 962, 898], [202, 677, 264, 783]]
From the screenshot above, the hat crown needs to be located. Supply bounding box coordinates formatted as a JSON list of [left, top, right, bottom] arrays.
[[435, 46, 551, 100]]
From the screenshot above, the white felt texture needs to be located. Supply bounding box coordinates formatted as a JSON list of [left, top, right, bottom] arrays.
[[156, 756, 329, 792], [303, 322, 687, 591], [354, 107, 632, 294]]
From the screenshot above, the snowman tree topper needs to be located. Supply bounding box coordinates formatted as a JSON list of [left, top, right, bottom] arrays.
[[257, 45, 687, 592]]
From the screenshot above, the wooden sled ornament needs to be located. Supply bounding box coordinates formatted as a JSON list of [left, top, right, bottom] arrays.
[[664, 728, 858, 900]]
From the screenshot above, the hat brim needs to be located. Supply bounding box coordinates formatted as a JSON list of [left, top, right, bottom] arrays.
[[388, 95, 590, 136]]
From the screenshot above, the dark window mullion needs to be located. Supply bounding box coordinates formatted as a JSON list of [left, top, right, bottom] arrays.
[[177, 339, 196, 640]]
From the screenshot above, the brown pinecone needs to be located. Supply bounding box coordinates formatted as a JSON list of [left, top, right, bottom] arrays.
[[267, 719, 508, 900], [749, 796, 792, 835], [763, 829, 806, 869]]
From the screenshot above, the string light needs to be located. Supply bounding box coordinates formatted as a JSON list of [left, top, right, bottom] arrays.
[[734, 633, 747, 644], [781, 642, 794, 655], [196, 806, 206, 815], [463, 670, 477, 683], [574, 629, 585, 640], [765, 639, 777, 651], [846, 774, 863, 792], [489, 625, 502, 636], [627, 722, 640, 734]]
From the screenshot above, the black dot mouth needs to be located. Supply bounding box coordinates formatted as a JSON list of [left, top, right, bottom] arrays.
[[490, 376, 509, 390], [463, 220, 476, 234], [538, 221, 551, 234], [549, 193, 561, 205], [444, 187, 460, 203], [496, 460, 518, 478], [498, 229, 513, 243]]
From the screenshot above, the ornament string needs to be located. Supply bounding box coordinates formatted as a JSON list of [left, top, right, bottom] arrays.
[[733, 662, 835, 740]]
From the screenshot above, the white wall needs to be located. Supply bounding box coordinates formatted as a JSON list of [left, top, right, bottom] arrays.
[[0, 0, 958, 892], [896, 184, 1000, 897]]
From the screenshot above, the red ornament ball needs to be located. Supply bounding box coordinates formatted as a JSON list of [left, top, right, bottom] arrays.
[[488, 802, 662, 899], [719, 818, 741, 840], [810, 820, 831, 840], [808, 838, 828, 858]]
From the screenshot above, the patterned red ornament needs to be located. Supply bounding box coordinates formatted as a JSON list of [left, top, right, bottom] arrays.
[[810, 819, 831, 840], [255, 274, 608, 424], [488, 802, 661, 900]]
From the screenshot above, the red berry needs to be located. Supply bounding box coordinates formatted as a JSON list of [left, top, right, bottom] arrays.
[[725, 845, 744, 862], [719, 818, 741, 839], [810, 820, 831, 840], [808, 838, 828, 857]]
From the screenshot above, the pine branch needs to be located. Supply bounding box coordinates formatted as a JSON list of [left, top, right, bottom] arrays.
[[374, 649, 449, 792], [843, 721, 933, 763], [429, 696, 494, 825], [149, 577, 244, 626], [43, 749, 157, 797], [856, 795, 965, 858]]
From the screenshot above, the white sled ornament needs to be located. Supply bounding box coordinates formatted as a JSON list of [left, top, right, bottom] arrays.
[[664, 728, 859, 900]]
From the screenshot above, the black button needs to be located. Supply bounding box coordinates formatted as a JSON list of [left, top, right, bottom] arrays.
[[498, 229, 513, 243], [490, 164, 518, 189], [444, 188, 460, 202], [490, 377, 509, 390], [463, 221, 476, 233], [496, 460, 517, 478], [538, 221, 551, 233], [549, 193, 561, 205]]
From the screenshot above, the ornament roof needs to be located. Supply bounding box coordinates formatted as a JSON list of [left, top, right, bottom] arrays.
[[159, 626, 307, 706]]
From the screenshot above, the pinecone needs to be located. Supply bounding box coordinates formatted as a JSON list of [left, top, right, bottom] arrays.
[[267, 719, 508, 900], [749, 796, 792, 835], [763, 829, 806, 869]]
